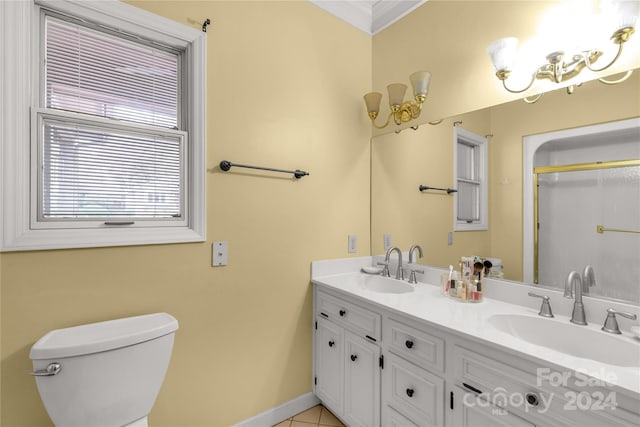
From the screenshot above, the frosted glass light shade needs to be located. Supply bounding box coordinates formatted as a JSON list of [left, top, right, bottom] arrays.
[[363, 92, 382, 114], [409, 71, 432, 97], [487, 37, 519, 72], [387, 83, 407, 107], [602, 0, 640, 30]]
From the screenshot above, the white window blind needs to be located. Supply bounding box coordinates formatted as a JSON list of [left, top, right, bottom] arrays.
[[39, 14, 185, 223], [40, 117, 183, 220], [45, 15, 179, 129]]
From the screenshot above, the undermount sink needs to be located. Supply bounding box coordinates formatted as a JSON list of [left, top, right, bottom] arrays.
[[488, 314, 640, 368], [360, 275, 414, 294]]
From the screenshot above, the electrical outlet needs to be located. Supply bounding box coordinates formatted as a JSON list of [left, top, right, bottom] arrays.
[[448, 232, 453, 246], [383, 234, 392, 250], [348, 235, 357, 253], [212, 241, 228, 266]]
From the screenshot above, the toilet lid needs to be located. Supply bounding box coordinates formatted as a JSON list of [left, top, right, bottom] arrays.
[[30, 312, 178, 359]]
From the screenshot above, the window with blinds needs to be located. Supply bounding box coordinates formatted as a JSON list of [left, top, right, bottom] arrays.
[[2, 0, 204, 251], [38, 14, 185, 223], [454, 128, 488, 231]]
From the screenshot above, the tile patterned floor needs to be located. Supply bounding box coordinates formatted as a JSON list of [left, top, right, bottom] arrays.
[[272, 404, 345, 427]]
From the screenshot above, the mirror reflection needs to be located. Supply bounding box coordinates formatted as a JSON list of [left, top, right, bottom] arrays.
[[371, 71, 639, 304]]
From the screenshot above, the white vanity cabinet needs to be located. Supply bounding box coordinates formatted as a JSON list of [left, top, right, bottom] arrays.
[[313, 280, 640, 427], [314, 289, 381, 427], [451, 341, 640, 427]]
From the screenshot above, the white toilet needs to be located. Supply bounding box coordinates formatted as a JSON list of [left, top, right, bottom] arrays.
[[29, 312, 178, 427]]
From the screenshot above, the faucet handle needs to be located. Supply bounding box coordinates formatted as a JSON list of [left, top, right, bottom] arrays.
[[377, 261, 390, 277], [408, 266, 425, 284], [528, 292, 554, 318], [601, 308, 638, 334]]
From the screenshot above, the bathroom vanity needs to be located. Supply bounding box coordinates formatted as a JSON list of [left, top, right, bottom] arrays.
[[311, 257, 640, 427]]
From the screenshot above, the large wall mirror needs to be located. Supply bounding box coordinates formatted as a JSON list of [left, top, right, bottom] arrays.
[[371, 70, 639, 305]]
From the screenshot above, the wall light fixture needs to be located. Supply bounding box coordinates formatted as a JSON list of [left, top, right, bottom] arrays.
[[487, 0, 639, 96], [363, 71, 431, 130]]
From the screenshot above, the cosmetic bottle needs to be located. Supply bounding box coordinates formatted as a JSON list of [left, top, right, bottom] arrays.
[[469, 271, 484, 302], [459, 280, 467, 301], [448, 279, 457, 297]]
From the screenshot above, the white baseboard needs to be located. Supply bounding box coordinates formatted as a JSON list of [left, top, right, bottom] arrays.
[[232, 392, 321, 427]]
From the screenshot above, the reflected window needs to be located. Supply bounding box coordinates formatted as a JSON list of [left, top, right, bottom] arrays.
[[454, 128, 488, 231]]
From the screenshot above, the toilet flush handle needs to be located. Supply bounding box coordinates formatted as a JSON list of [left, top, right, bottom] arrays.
[[30, 362, 62, 376]]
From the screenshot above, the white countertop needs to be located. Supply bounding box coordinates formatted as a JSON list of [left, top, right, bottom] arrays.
[[311, 258, 640, 398]]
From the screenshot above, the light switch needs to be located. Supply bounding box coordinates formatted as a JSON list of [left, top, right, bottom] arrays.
[[383, 234, 392, 250], [212, 241, 228, 266], [348, 235, 357, 253]]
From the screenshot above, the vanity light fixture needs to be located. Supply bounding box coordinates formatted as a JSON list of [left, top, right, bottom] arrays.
[[487, 0, 639, 97], [363, 71, 431, 130]]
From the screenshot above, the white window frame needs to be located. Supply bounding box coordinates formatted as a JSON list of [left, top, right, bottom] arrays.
[[453, 127, 488, 231], [1, 0, 206, 251]]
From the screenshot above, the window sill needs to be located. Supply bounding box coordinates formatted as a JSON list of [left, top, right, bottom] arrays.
[[1, 226, 206, 252]]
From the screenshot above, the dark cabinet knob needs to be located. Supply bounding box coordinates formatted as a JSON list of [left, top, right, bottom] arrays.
[[525, 392, 540, 407], [339, 309, 346, 317], [350, 354, 358, 362], [406, 388, 415, 398], [405, 340, 414, 349], [328, 340, 335, 347]]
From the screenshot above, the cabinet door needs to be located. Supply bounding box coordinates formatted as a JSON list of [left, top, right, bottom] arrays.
[[344, 330, 380, 427], [451, 385, 535, 427], [315, 317, 344, 415]]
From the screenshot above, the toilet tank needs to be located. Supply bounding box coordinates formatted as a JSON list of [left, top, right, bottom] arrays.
[[30, 313, 178, 427]]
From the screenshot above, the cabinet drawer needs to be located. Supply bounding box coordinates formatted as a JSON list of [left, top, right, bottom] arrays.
[[384, 317, 445, 373], [454, 345, 638, 427], [452, 385, 534, 427], [317, 290, 381, 341], [382, 405, 420, 427], [383, 352, 444, 427]]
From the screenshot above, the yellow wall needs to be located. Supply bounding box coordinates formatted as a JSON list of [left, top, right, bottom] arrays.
[[372, 0, 640, 135], [3, 1, 640, 426], [371, 109, 493, 264], [370, 0, 640, 279], [0, 1, 371, 426]]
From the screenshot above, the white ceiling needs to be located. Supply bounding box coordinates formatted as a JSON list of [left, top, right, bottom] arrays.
[[309, 0, 426, 35]]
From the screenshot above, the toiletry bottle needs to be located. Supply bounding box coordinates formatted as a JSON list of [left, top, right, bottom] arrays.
[[449, 279, 457, 297], [459, 280, 467, 301], [469, 279, 479, 302]]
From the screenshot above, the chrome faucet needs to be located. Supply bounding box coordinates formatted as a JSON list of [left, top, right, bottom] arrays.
[[407, 244, 424, 284], [564, 271, 587, 325], [385, 246, 404, 280], [408, 244, 423, 264], [582, 265, 596, 294]]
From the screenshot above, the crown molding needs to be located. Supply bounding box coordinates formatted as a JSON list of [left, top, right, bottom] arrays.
[[372, 0, 424, 34], [309, 0, 426, 36]]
